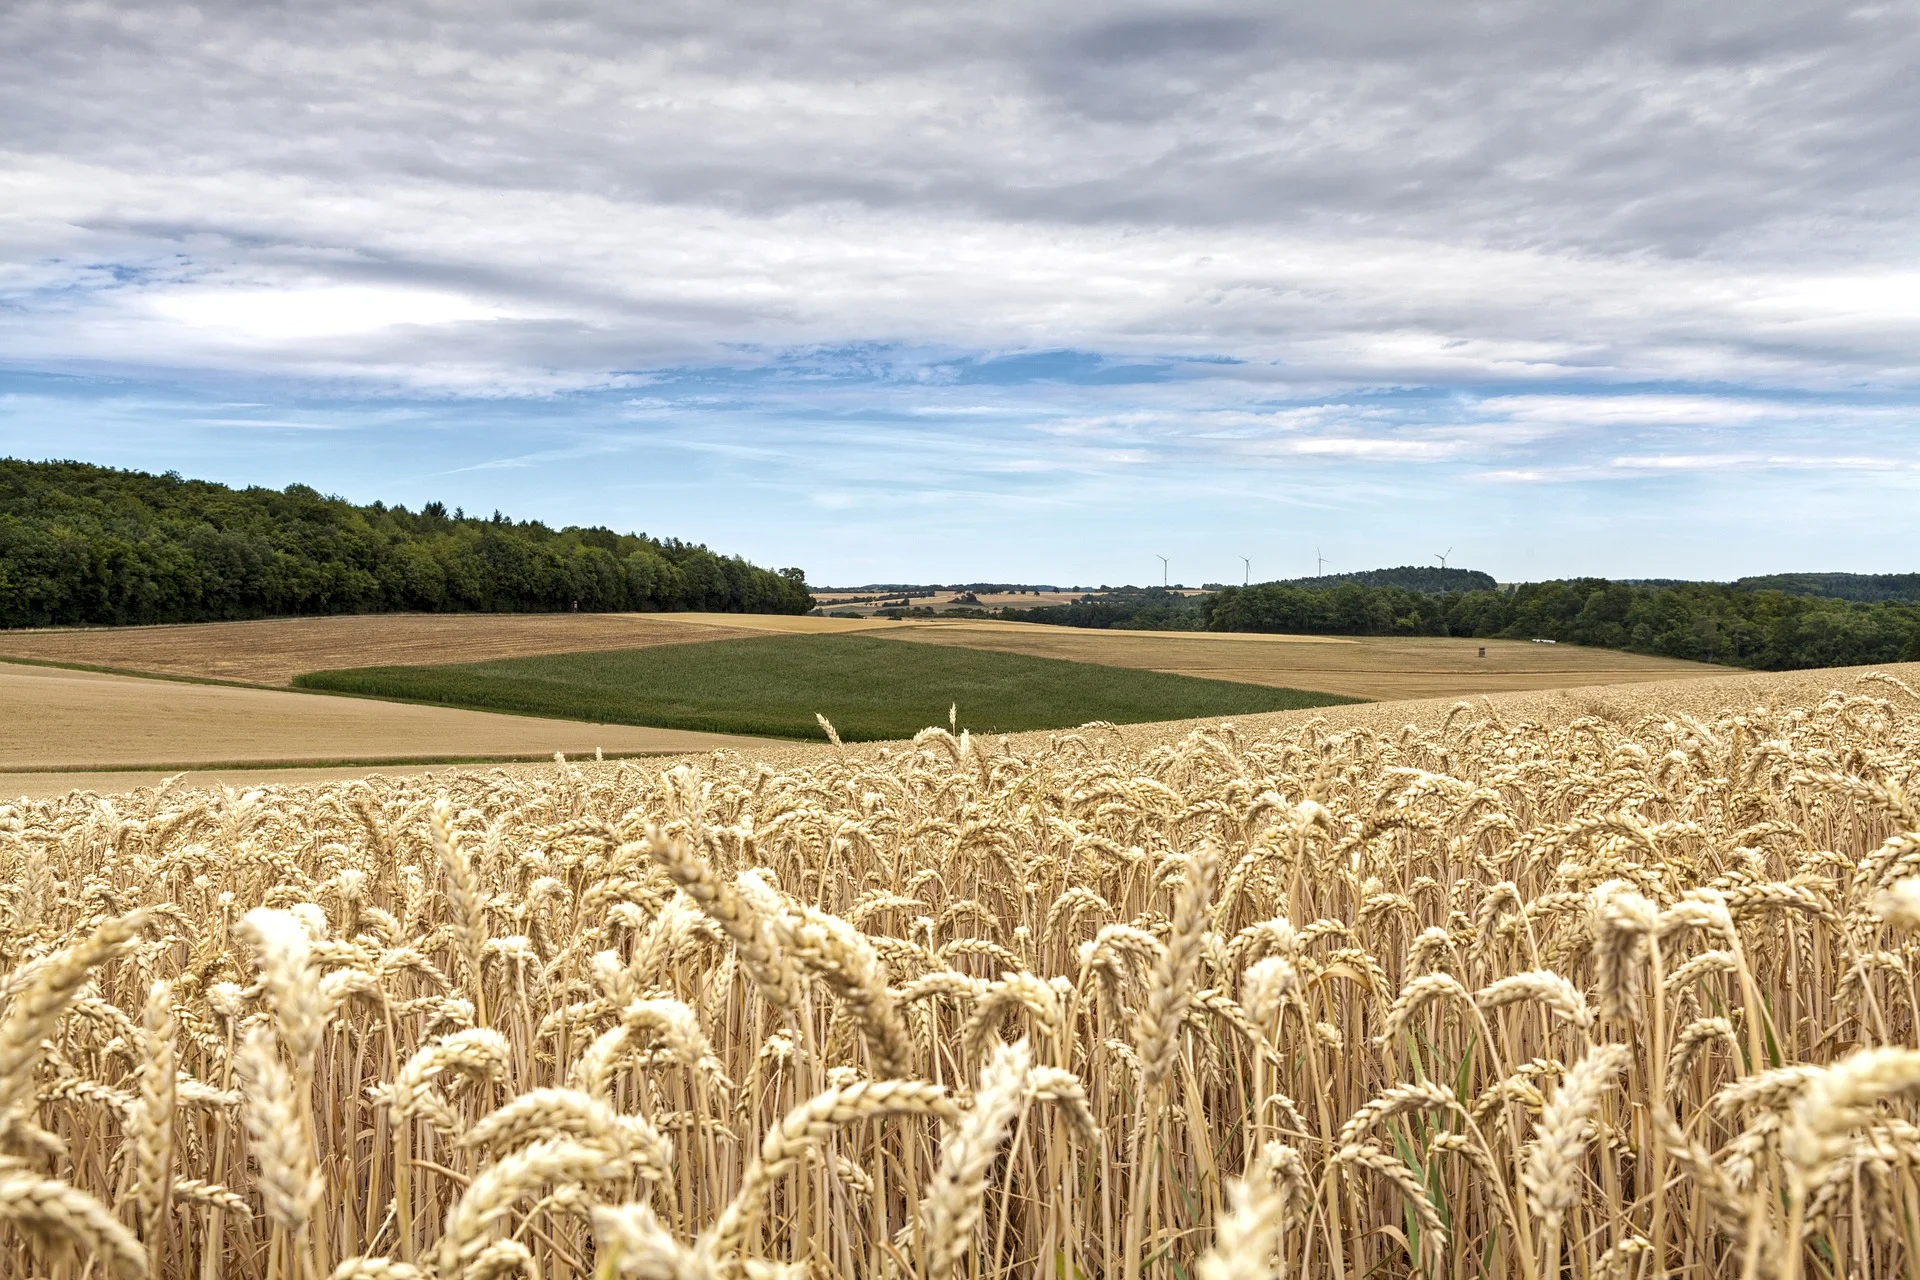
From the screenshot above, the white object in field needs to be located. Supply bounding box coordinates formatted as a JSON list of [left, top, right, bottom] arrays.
[[1531, 638, 1557, 644]]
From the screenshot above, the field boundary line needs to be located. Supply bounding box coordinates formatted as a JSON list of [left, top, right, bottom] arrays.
[[0, 654, 649, 720], [0, 655, 741, 728], [0, 654, 282, 688]]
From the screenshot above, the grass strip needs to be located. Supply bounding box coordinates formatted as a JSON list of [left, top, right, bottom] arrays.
[[294, 632, 1362, 741]]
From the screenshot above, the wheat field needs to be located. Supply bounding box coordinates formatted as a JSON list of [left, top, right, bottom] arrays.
[[5, 673, 1920, 1280]]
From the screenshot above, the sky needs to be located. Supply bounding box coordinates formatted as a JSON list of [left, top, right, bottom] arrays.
[[3, 1, 1918, 587]]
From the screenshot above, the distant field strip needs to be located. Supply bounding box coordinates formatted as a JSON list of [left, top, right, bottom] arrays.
[[879, 622, 1718, 700], [295, 633, 1358, 740]]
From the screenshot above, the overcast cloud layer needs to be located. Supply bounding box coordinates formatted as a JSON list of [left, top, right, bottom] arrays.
[[3, 1, 1917, 584]]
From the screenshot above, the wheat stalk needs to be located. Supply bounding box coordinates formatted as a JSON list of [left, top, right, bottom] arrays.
[[707, 1077, 957, 1274], [0, 1167, 148, 1279], [132, 979, 177, 1245], [1524, 1043, 1629, 1277], [921, 1039, 1033, 1280], [236, 1024, 320, 1234]]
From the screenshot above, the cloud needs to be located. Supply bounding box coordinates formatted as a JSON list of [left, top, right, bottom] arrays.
[[1606, 451, 1914, 472], [1, 0, 1917, 394], [144, 285, 511, 342]]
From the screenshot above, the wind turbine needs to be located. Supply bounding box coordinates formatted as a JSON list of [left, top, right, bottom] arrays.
[[1316, 547, 1327, 577], [1433, 547, 1453, 570], [1155, 555, 1169, 588], [1241, 556, 1251, 587]]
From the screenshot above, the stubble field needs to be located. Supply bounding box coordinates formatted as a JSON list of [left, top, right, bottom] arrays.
[[5, 662, 1919, 1280], [0, 661, 775, 774]]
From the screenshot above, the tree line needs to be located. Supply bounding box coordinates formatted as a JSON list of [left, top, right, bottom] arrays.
[[1732, 572, 1920, 603], [0, 459, 813, 627], [1255, 565, 1498, 593], [999, 579, 1920, 670]]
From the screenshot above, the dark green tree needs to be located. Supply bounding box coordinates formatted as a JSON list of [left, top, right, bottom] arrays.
[[0, 459, 814, 627]]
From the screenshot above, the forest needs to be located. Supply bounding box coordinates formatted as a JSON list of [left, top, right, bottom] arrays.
[[1000, 578, 1920, 670], [1256, 564, 1499, 593], [1732, 571, 1920, 602], [0, 459, 813, 627]]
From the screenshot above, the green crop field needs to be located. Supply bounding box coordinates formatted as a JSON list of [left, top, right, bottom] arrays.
[[293, 633, 1359, 740]]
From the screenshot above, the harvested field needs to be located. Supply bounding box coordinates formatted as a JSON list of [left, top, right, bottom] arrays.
[[880, 620, 1717, 700], [811, 590, 1216, 615], [812, 590, 1087, 611], [928, 590, 1087, 607], [6, 661, 1920, 1279], [0, 660, 773, 772], [0, 613, 761, 686], [650, 612, 896, 634], [951, 595, 1059, 609]]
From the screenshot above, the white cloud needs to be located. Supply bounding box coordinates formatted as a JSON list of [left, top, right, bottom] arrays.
[[1283, 436, 1466, 459], [1608, 452, 1912, 472], [1743, 273, 1920, 326], [144, 285, 509, 342], [1478, 395, 1792, 427], [0, 1, 1916, 395]]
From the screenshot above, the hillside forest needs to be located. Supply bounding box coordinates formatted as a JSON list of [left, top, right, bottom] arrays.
[[0, 459, 813, 627]]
